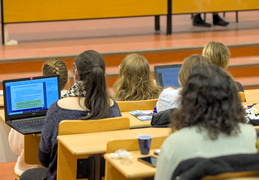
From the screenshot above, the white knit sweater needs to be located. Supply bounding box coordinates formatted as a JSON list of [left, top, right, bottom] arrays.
[[8, 128, 43, 176]]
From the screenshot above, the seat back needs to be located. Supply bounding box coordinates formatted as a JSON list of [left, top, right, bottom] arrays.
[[58, 116, 130, 135], [116, 99, 158, 112], [106, 136, 167, 153]]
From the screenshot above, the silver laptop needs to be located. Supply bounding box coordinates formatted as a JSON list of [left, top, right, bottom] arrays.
[[3, 75, 60, 134], [154, 64, 182, 88]]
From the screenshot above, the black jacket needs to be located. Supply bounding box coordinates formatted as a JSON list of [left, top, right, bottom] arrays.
[[151, 108, 177, 127], [172, 153, 259, 180]]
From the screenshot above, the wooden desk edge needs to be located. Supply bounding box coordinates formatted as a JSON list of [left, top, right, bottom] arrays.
[[104, 150, 157, 179]]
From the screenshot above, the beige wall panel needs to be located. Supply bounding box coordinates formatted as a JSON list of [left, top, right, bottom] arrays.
[[173, 0, 259, 14], [4, 0, 167, 23]]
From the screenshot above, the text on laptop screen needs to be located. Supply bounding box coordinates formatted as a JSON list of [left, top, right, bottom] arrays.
[[4, 76, 59, 115], [156, 66, 181, 87]]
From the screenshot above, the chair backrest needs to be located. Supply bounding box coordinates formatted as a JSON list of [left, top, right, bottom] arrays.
[[58, 116, 130, 135], [202, 170, 259, 180], [106, 136, 167, 153], [116, 99, 158, 112], [239, 92, 246, 102]]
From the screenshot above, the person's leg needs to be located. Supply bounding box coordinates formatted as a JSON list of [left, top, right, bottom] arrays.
[[20, 167, 48, 180], [212, 12, 229, 26], [193, 13, 211, 27]]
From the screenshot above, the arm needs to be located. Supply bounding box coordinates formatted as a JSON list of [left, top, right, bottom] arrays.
[[38, 103, 59, 167], [8, 128, 24, 156]]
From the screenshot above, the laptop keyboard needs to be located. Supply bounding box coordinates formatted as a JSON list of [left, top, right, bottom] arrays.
[[12, 118, 45, 129]]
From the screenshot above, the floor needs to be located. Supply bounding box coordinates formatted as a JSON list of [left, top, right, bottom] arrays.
[[0, 11, 259, 60]]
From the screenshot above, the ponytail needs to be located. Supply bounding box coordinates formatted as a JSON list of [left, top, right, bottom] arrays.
[[75, 50, 110, 120], [81, 66, 110, 119]]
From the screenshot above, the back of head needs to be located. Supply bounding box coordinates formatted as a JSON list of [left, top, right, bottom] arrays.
[[114, 53, 160, 100], [74, 50, 109, 119], [42, 58, 68, 90], [178, 54, 210, 86], [172, 65, 246, 140], [120, 53, 150, 81], [202, 41, 230, 69]]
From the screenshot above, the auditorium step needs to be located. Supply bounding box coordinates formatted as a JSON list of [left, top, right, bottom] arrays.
[[1, 44, 259, 91]]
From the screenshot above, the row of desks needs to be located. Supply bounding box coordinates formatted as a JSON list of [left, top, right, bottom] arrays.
[[1, 88, 258, 108], [57, 128, 171, 180], [0, 108, 153, 165], [1, 89, 259, 179]]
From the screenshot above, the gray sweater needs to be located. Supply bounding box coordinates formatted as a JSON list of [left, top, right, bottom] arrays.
[[155, 124, 257, 180]]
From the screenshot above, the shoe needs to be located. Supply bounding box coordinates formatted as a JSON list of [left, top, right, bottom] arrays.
[[193, 14, 211, 27], [213, 14, 229, 26]]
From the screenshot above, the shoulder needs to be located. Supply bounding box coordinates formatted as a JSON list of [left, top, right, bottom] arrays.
[[109, 99, 122, 117], [238, 123, 256, 134], [157, 87, 181, 112], [57, 97, 86, 110], [159, 87, 181, 100], [165, 127, 199, 143]]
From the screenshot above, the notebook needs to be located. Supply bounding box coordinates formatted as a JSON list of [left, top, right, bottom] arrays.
[[154, 64, 182, 88], [3, 75, 60, 135]]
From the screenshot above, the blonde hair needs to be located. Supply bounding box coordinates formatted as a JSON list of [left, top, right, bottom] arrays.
[[113, 53, 160, 101], [178, 54, 211, 86], [202, 41, 230, 69], [42, 58, 68, 90]]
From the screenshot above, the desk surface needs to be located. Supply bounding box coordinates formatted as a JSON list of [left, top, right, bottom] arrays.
[[57, 127, 171, 156], [0, 96, 3, 107], [105, 149, 157, 179], [0, 109, 4, 121], [121, 112, 151, 128], [0, 110, 150, 129], [245, 89, 259, 104]]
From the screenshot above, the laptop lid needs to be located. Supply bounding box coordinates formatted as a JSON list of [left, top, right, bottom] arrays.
[[154, 64, 182, 88], [3, 75, 60, 123]]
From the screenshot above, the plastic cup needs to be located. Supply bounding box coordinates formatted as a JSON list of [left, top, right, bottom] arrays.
[[137, 135, 152, 155]]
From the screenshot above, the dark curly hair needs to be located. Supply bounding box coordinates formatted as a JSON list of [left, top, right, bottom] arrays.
[[171, 65, 246, 140]]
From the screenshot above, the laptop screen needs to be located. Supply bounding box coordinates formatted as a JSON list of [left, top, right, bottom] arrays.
[[154, 64, 181, 87], [3, 75, 60, 120]]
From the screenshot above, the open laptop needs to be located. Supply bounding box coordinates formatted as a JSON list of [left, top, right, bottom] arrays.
[[154, 64, 182, 88], [3, 75, 60, 135]]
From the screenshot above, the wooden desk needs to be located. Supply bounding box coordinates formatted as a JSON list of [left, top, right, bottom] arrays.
[[105, 150, 259, 180], [245, 89, 259, 104], [0, 109, 152, 165], [0, 110, 151, 129], [0, 96, 3, 107], [57, 128, 171, 180], [0, 110, 4, 120], [121, 112, 151, 129], [105, 149, 157, 180]]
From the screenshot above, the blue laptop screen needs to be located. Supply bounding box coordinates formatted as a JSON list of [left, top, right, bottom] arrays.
[[155, 66, 181, 87], [4, 76, 60, 116]]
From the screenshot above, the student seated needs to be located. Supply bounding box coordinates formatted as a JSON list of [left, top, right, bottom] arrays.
[[156, 54, 210, 112], [20, 50, 121, 180], [202, 41, 244, 92], [8, 58, 68, 177], [155, 65, 257, 180], [42, 58, 68, 96], [113, 53, 160, 101]]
